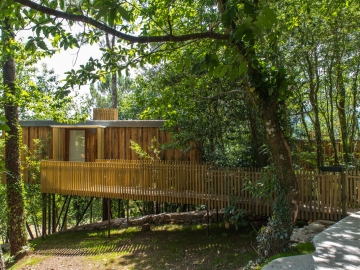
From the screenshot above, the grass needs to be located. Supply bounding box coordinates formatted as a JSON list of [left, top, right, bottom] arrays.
[[7, 223, 258, 270], [6, 224, 317, 270]]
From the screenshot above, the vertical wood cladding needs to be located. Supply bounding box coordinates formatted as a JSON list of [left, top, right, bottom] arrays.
[[103, 127, 201, 162]]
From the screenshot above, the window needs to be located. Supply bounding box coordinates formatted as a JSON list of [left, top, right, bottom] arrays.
[[69, 130, 85, 162]]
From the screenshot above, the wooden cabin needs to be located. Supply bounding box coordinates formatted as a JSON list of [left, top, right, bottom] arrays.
[[2, 108, 201, 184]]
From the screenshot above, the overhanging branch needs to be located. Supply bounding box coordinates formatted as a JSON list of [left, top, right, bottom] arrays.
[[14, 0, 230, 44]]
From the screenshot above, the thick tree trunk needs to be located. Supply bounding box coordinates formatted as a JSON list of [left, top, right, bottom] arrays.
[[261, 100, 298, 196], [3, 22, 28, 257], [256, 99, 299, 258]]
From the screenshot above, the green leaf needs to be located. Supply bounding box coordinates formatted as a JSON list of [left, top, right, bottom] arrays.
[[36, 39, 48, 50], [256, 15, 273, 29], [238, 61, 247, 76], [118, 6, 130, 21], [244, 2, 255, 15], [0, 117, 10, 131], [262, 6, 277, 25], [242, 29, 254, 42], [25, 39, 35, 51], [234, 18, 252, 41], [60, 0, 64, 9], [218, 65, 227, 78], [95, 8, 108, 21], [49, 0, 57, 9], [108, 8, 117, 27], [221, 5, 236, 28]]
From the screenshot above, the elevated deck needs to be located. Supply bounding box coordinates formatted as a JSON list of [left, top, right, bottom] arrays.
[[40, 160, 357, 220], [41, 160, 263, 211]]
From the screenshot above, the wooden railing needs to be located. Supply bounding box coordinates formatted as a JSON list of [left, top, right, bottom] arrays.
[[40, 160, 360, 220]]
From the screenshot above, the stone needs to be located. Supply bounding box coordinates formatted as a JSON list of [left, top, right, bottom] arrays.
[[290, 220, 335, 245]]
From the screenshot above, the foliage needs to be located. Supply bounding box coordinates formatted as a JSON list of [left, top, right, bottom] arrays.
[[21, 138, 50, 237], [256, 192, 294, 259], [243, 165, 279, 202], [0, 182, 7, 243], [134, 63, 263, 167], [222, 196, 247, 230], [87, 73, 141, 119], [130, 137, 161, 161]]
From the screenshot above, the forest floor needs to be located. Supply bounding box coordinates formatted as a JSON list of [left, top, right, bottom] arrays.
[[6, 223, 259, 270]]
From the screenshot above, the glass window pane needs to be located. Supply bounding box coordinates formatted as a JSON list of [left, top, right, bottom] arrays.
[[69, 130, 85, 162]]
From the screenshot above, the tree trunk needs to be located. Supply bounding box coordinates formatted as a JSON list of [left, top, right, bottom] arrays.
[[305, 53, 324, 168], [111, 72, 117, 109], [248, 106, 268, 167], [325, 56, 340, 165], [105, 33, 118, 109], [3, 21, 28, 257], [336, 60, 351, 164], [256, 98, 299, 258]]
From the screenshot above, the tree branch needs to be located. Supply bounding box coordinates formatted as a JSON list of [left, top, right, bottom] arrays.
[[14, 0, 230, 44]]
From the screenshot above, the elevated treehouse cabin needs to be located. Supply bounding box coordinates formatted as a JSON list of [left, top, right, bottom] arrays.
[[2, 108, 355, 227], [2, 108, 201, 184]]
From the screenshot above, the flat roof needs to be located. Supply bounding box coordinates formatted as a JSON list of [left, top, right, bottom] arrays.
[[19, 120, 165, 128], [50, 125, 106, 128]]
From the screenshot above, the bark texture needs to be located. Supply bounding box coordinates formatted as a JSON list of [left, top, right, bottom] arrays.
[[3, 23, 27, 257], [256, 99, 299, 258]]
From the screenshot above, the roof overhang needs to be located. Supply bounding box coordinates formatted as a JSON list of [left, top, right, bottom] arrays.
[[19, 120, 165, 128], [50, 125, 106, 128]]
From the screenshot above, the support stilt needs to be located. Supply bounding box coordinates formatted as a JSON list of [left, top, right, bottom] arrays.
[[60, 195, 72, 232], [42, 193, 46, 240], [48, 194, 51, 235], [52, 194, 56, 233], [75, 197, 94, 227], [108, 198, 111, 238], [55, 195, 68, 230], [26, 221, 34, 240], [118, 199, 121, 218], [126, 200, 130, 227]]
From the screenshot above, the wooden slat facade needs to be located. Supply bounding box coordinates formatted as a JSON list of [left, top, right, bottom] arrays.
[[102, 127, 200, 162], [41, 160, 358, 221], [2, 120, 201, 183], [93, 108, 118, 120]]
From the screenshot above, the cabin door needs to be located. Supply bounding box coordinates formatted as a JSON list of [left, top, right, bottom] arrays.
[[67, 130, 86, 162]]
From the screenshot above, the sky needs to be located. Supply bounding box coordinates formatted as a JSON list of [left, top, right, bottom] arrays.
[[17, 25, 103, 96]]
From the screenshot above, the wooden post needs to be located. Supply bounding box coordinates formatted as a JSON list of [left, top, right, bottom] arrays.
[[108, 198, 111, 238], [118, 199, 121, 218], [75, 197, 94, 227], [60, 195, 72, 232], [55, 195, 68, 230], [126, 200, 130, 227], [48, 194, 51, 235], [90, 200, 93, 224], [25, 222, 34, 240], [42, 193, 46, 240], [52, 194, 56, 233], [341, 167, 347, 219]]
